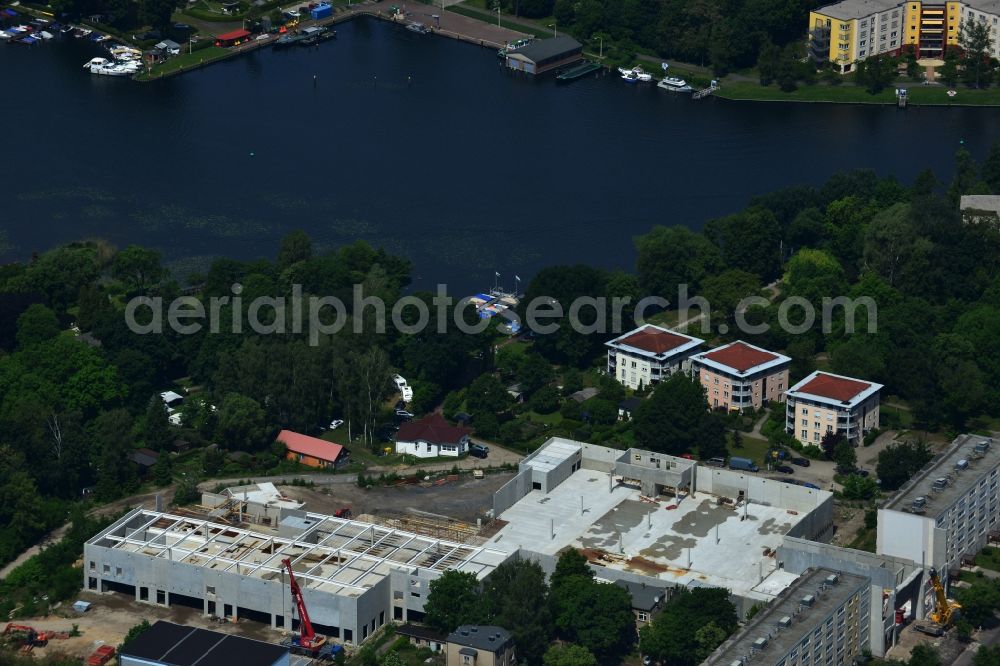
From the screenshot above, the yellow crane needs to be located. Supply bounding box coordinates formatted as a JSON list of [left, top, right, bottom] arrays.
[[927, 568, 961, 627]]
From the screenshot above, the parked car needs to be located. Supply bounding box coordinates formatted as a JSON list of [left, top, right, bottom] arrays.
[[856, 469, 870, 477], [328, 419, 344, 430], [803, 482, 821, 490], [775, 464, 794, 474], [469, 443, 489, 458], [706, 457, 726, 468], [914, 622, 944, 637], [394, 409, 414, 420], [791, 457, 811, 467]]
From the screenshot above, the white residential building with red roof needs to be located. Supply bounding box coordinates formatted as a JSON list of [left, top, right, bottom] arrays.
[[395, 413, 473, 458], [785, 371, 883, 446], [690, 340, 791, 412], [605, 324, 704, 390]]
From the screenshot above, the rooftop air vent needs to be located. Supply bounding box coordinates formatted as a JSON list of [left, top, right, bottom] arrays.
[[825, 574, 839, 585], [779, 616, 792, 628], [913, 496, 927, 508], [956, 459, 969, 472], [932, 477, 948, 491], [975, 440, 991, 455], [470, 627, 478, 633], [801, 594, 816, 607], [753, 637, 768, 650]]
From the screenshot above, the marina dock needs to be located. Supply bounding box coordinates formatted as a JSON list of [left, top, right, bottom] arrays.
[[556, 60, 602, 82]]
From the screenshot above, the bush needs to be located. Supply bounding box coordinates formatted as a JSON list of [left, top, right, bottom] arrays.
[[530, 386, 560, 414]]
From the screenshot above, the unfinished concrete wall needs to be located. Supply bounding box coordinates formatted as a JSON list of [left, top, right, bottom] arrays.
[[580, 443, 620, 473], [493, 467, 531, 517], [696, 468, 832, 514]]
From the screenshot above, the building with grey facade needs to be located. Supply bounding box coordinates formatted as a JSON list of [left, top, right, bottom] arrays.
[[84, 508, 510, 645], [704, 568, 871, 666]]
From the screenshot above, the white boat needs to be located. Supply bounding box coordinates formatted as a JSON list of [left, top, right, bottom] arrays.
[[405, 22, 427, 34], [657, 76, 692, 92], [618, 66, 652, 82], [39, 30, 53, 40], [84, 57, 132, 76]]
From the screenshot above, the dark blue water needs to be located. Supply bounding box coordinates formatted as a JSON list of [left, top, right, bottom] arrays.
[[1, 16, 996, 290]]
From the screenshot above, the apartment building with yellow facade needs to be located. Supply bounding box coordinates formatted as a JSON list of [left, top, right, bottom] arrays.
[[809, 0, 1000, 72], [785, 371, 882, 447], [690, 341, 791, 412]]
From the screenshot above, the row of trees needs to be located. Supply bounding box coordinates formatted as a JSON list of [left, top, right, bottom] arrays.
[[423, 549, 738, 665]]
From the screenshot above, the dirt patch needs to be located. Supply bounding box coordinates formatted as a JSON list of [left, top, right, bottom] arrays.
[[279, 471, 514, 523], [14, 590, 286, 662]]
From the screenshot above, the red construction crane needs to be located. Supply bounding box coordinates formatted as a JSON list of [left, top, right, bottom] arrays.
[[282, 558, 326, 652]]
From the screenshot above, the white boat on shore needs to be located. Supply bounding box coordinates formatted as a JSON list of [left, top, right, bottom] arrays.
[[405, 22, 427, 34], [39, 30, 53, 40], [83, 56, 134, 76], [618, 66, 652, 82], [657, 76, 692, 92]]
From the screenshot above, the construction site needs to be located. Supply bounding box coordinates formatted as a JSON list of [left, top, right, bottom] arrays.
[[489, 439, 835, 612]]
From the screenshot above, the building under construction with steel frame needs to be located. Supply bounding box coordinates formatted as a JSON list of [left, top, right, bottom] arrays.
[[84, 508, 511, 645]]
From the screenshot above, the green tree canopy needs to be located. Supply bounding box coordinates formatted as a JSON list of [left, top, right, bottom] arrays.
[[424, 570, 483, 634], [640, 588, 737, 666], [543, 643, 598, 666], [16, 304, 60, 349]]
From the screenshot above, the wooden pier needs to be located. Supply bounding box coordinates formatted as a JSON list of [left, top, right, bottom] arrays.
[[693, 82, 719, 100]]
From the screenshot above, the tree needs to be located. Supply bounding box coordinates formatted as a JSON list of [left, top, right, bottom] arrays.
[[119, 620, 151, 653], [92, 409, 137, 501], [959, 17, 995, 89], [144, 396, 173, 452], [277, 230, 313, 270], [140, 0, 179, 33], [973, 645, 1000, 666], [700, 269, 763, 333], [466, 374, 510, 417], [635, 226, 723, 298], [153, 448, 173, 487], [757, 39, 781, 86], [543, 644, 598, 666], [381, 651, 405, 666], [982, 142, 1000, 194], [217, 393, 268, 451], [634, 374, 718, 456], [876, 440, 933, 491], [16, 303, 60, 349], [908, 645, 942, 666], [640, 588, 737, 666], [820, 431, 845, 460], [955, 579, 1000, 627], [111, 245, 165, 294], [551, 549, 592, 587], [424, 570, 483, 633], [833, 440, 857, 473], [940, 52, 960, 87], [550, 575, 635, 659], [855, 54, 896, 94], [949, 148, 989, 205], [530, 386, 561, 414], [480, 559, 551, 666], [842, 474, 879, 500]]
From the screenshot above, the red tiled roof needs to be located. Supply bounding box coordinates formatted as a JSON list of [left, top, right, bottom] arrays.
[[703, 342, 779, 373], [397, 413, 471, 446], [618, 328, 691, 354], [216, 28, 250, 40], [277, 429, 345, 462], [797, 373, 871, 402]]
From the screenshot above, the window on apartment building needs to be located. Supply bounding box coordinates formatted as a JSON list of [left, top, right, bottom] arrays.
[[840, 23, 849, 29], [814, 421, 820, 429], [891, 31, 897, 37], [103, 564, 110, 574], [801, 418, 808, 426], [89, 561, 95, 571], [813, 432, 820, 442], [827, 414, 832, 421], [631, 361, 636, 368], [860, 39, 866, 46], [827, 425, 833, 432], [891, 39, 897, 45], [116, 567, 122, 576], [638, 612, 649, 622], [207, 586, 216, 594], [801, 430, 808, 439], [724, 391, 729, 398], [881, 23, 887, 30]]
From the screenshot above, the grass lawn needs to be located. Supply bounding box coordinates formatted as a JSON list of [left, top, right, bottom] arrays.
[[880, 404, 914, 429], [446, 4, 551, 38], [646, 309, 682, 328], [523, 410, 563, 426], [975, 546, 1000, 572], [136, 46, 231, 80], [716, 80, 1000, 106], [730, 433, 771, 466]]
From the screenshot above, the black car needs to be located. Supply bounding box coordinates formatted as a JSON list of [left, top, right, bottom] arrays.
[[776, 464, 794, 474], [791, 457, 811, 467], [469, 443, 489, 459]]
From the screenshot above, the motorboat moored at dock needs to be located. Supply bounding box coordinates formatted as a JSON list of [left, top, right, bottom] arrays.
[[618, 66, 652, 82], [657, 76, 692, 92]]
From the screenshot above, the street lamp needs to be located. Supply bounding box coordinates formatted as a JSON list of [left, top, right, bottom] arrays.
[[548, 21, 556, 37], [189, 36, 194, 54], [593, 35, 602, 58]]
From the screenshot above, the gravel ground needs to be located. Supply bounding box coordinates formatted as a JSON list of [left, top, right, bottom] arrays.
[[280, 471, 515, 523]]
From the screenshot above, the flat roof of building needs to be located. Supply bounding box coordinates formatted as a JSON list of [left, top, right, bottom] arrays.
[[488, 470, 809, 600], [960, 194, 1000, 213], [606, 324, 703, 359], [883, 434, 1000, 517], [704, 568, 870, 665], [120, 620, 288, 666], [508, 36, 581, 63], [813, 0, 900, 21], [448, 625, 513, 651], [523, 438, 580, 473], [692, 341, 790, 377], [786, 371, 882, 408], [89, 509, 510, 596]]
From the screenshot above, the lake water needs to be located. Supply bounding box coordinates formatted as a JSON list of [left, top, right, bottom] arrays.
[[1, 16, 996, 291]]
